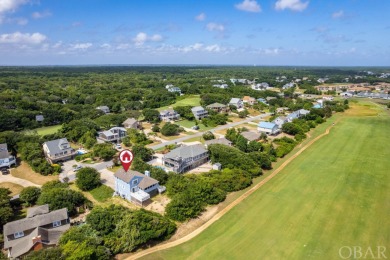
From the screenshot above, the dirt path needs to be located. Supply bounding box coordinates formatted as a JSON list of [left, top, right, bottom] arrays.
[[126, 121, 338, 260]]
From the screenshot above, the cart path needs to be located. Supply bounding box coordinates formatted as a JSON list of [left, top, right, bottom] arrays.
[[126, 120, 339, 260]]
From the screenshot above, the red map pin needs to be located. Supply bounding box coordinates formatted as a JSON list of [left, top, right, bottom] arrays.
[[119, 149, 134, 172]]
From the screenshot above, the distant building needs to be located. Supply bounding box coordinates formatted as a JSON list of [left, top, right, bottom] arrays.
[[282, 82, 295, 89], [258, 122, 279, 135], [229, 98, 244, 109], [191, 106, 208, 120], [204, 137, 232, 148], [340, 92, 354, 98], [242, 96, 257, 106], [162, 145, 209, 173], [98, 127, 127, 143], [272, 116, 288, 129], [122, 118, 140, 129], [240, 131, 261, 142], [114, 169, 165, 205], [159, 109, 180, 122], [213, 84, 229, 89], [165, 84, 181, 94], [206, 103, 229, 113], [35, 115, 44, 122], [0, 143, 16, 168], [42, 138, 77, 164], [212, 163, 222, 171], [3, 205, 70, 259], [96, 106, 110, 114]]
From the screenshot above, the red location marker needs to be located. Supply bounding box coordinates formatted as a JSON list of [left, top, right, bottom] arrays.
[[119, 149, 134, 172]]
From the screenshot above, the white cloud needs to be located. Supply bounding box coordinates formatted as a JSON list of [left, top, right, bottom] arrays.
[[332, 10, 344, 19], [100, 43, 111, 49], [0, 32, 46, 44], [204, 44, 221, 52], [206, 22, 225, 32], [31, 10, 52, 19], [235, 0, 261, 13], [132, 32, 163, 46], [195, 12, 206, 21], [0, 0, 29, 14], [70, 43, 92, 50], [275, 0, 309, 12], [180, 43, 204, 53]]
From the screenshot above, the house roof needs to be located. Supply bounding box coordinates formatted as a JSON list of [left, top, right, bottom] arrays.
[[205, 138, 232, 146], [0, 143, 9, 159], [229, 98, 241, 104], [123, 118, 138, 126], [26, 205, 49, 218], [258, 122, 277, 130], [43, 138, 70, 155], [164, 144, 207, 160], [160, 109, 177, 115], [206, 103, 226, 109], [240, 131, 261, 141], [114, 169, 159, 189], [298, 109, 310, 115], [191, 106, 205, 112], [243, 96, 255, 101], [4, 207, 68, 237]]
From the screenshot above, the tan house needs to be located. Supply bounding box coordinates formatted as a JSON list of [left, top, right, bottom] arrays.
[[122, 118, 139, 129], [242, 96, 257, 106], [206, 103, 229, 113]]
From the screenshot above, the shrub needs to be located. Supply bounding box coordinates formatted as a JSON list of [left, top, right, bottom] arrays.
[[76, 167, 101, 191], [160, 122, 180, 136], [20, 186, 41, 206]]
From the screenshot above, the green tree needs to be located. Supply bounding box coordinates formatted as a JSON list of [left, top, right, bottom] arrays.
[[25, 248, 64, 260], [86, 205, 125, 235], [41, 180, 68, 192], [0, 188, 13, 226], [93, 143, 116, 161], [202, 131, 215, 140], [235, 135, 248, 152], [37, 188, 86, 216], [142, 109, 161, 123], [132, 145, 153, 161], [76, 167, 101, 191], [20, 186, 41, 206], [160, 122, 180, 136]]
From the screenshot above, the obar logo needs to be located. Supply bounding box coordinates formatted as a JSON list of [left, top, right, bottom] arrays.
[[339, 246, 387, 259]]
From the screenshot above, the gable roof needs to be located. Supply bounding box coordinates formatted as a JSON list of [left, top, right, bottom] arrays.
[[114, 169, 159, 189], [240, 131, 261, 141], [191, 106, 205, 112], [258, 122, 277, 129], [205, 138, 232, 146], [123, 118, 138, 125], [206, 103, 226, 109], [160, 109, 177, 115], [229, 98, 241, 104], [26, 205, 49, 218], [164, 144, 207, 160], [0, 143, 9, 159], [43, 138, 70, 155]]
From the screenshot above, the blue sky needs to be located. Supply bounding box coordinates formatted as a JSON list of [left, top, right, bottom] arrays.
[[0, 0, 389, 65]]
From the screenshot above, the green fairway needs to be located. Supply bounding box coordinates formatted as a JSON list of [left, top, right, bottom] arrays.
[[158, 95, 201, 111], [143, 102, 390, 260]]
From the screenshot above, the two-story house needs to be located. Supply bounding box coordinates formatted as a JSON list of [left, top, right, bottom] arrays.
[[114, 169, 165, 205], [191, 106, 208, 120], [242, 96, 257, 106], [42, 138, 77, 164], [229, 98, 244, 109], [162, 144, 209, 174], [272, 116, 288, 129], [98, 127, 127, 143], [0, 143, 16, 168], [3, 205, 70, 259], [165, 84, 181, 94], [159, 109, 180, 122], [206, 103, 229, 114]]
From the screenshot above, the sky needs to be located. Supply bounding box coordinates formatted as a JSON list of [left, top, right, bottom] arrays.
[[0, 0, 389, 66]]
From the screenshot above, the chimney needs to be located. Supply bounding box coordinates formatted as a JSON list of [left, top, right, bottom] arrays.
[[32, 236, 43, 251], [144, 171, 150, 177]]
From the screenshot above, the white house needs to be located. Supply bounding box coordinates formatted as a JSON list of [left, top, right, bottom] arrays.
[[229, 98, 244, 109], [166, 84, 181, 94], [258, 122, 279, 135], [272, 117, 287, 129], [159, 109, 180, 122], [340, 92, 354, 98], [0, 143, 16, 168], [191, 106, 208, 120]]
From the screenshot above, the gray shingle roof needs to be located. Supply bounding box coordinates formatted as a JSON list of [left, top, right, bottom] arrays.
[[0, 143, 9, 159], [123, 118, 138, 126], [164, 144, 207, 160], [240, 131, 261, 141], [229, 98, 241, 104], [42, 138, 70, 156], [114, 169, 159, 189], [205, 138, 232, 146], [206, 103, 227, 109], [26, 205, 49, 218], [191, 106, 205, 112]]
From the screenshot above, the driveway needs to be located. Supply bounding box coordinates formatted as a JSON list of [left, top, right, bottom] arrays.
[[99, 169, 115, 189], [0, 174, 40, 187]]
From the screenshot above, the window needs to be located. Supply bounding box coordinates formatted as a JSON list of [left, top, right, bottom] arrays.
[[132, 179, 138, 185], [14, 231, 24, 238], [53, 220, 61, 227]]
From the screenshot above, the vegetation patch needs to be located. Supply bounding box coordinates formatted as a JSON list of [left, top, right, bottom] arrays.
[[89, 185, 114, 202]]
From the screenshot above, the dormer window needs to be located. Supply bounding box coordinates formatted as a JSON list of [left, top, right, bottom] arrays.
[[14, 231, 24, 239], [53, 220, 61, 227], [132, 179, 138, 185]]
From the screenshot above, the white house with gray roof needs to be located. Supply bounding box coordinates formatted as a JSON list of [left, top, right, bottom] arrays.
[[191, 106, 208, 120], [3, 205, 70, 259], [159, 109, 180, 122], [122, 118, 139, 129], [0, 143, 16, 168], [42, 138, 77, 164], [98, 127, 127, 143], [114, 169, 165, 205], [96, 106, 110, 114], [163, 144, 209, 173], [229, 98, 244, 109]]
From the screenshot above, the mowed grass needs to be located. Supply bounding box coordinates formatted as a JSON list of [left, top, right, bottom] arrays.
[[158, 95, 201, 111], [24, 125, 62, 136], [0, 182, 24, 196], [143, 102, 390, 260], [89, 185, 114, 202]]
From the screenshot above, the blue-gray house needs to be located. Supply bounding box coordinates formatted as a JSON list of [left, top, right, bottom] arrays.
[[258, 122, 279, 135], [114, 169, 166, 205]]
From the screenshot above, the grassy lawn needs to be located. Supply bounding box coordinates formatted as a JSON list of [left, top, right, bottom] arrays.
[[89, 185, 114, 202], [0, 182, 24, 196], [24, 125, 62, 136], [176, 119, 197, 128], [143, 101, 390, 260], [158, 95, 201, 111], [11, 161, 58, 185]]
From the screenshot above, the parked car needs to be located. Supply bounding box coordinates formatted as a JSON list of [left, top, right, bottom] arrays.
[[191, 125, 199, 130], [1, 168, 10, 175], [73, 165, 83, 171], [115, 144, 122, 149]]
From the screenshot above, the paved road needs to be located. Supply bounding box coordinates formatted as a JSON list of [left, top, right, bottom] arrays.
[[0, 173, 41, 187], [59, 160, 114, 182], [149, 113, 271, 150]]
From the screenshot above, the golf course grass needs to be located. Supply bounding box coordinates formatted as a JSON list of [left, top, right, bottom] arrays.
[[24, 124, 62, 136], [158, 95, 201, 111], [142, 101, 390, 260]]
